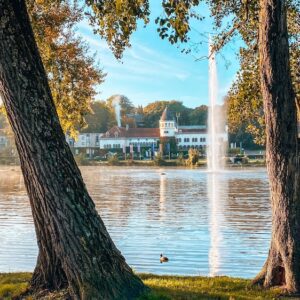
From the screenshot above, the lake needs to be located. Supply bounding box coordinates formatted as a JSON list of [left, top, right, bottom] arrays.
[[0, 166, 271, 278]]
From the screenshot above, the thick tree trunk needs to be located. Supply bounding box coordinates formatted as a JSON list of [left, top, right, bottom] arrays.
[[0, 1, 146, 299], [253, 0, 300, 293]]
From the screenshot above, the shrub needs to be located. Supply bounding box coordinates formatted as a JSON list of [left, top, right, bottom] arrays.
[[107, 154, 119, 166], [186, 149, 199, 166]]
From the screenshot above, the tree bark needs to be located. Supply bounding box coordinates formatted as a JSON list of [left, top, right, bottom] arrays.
[[253, 0, 300, 293], [0, 1, 146, 298]]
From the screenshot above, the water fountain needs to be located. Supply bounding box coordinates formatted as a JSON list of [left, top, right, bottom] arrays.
[[207, 37, 226, 276], [207, 38, 225, 171]]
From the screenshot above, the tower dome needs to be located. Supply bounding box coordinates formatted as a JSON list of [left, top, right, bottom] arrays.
[[160, 106, 173, 122]]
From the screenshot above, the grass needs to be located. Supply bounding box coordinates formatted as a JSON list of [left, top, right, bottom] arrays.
[[0, 273, 285, 300], [138, 274, 282, 299], [0, 273, 30, 299]]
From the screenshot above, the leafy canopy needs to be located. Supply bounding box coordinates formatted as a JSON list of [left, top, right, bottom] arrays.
[[84, 0, 299, 146], [27, 0, 105, 138]]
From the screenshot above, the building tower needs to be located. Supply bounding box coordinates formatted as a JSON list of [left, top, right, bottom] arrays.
[[159, 106, 177, 138]]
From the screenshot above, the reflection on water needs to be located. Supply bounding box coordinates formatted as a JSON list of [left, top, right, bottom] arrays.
[[0, 166, 271, 277], [208, 172, 227, 276]]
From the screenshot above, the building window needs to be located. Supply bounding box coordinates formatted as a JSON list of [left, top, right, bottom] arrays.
[[184, 138, 190, 143], [164, 131, 169, 134], [192, 138, 198, 142], [176, 138, 182, 143]]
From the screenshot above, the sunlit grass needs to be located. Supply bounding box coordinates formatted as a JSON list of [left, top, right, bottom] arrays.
[[139, 274, 282, 300], [0, 273, 30, 299], [0, 273, 284, 299]]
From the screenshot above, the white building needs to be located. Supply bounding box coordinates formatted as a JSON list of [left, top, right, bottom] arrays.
[[99, 126, 160, 149], [66, 133, 103, 156], [66, 106, 228, 154]]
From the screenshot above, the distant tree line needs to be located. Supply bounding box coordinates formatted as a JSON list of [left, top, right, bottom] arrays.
[[80, 97, 208, 132]]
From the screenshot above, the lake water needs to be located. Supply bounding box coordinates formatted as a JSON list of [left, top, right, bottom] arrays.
[[0, 166, 271, 278]]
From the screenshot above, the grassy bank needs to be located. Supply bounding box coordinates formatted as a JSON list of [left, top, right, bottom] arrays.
[[0, 273, 284, 299]]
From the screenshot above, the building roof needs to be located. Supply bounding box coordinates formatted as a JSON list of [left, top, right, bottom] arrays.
[[160, 106, 174, 122], [178, 125, 206, 130], [103, 126, 160, 138], [177, 128, 207, 134]]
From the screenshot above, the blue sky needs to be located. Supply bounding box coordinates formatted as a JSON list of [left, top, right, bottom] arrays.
[[78, 2, 242, 108]]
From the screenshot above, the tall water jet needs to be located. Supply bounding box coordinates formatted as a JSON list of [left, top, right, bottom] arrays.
[[207, 37, 227, 276], [207, 38, 225, 171]]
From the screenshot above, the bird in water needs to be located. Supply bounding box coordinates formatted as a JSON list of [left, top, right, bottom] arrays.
[[160, 253, 169, 263]]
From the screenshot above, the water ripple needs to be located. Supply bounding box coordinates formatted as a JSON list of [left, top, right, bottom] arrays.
[[0, 166, 271, 277]]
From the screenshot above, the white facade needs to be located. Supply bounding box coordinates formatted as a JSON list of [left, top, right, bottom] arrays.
[[176, 132, 207, 149], [99, 137, 159, 149], [160, 120, 176, 138], [65, 106, 229, 153], [66, 133, 103, 148]]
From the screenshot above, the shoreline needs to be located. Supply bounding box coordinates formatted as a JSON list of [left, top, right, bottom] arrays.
[[0, 162, 267, 169]]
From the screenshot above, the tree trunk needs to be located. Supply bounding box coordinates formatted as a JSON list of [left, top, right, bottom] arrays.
[[253, 0, 300, 293], [0, 1, 146, 298]]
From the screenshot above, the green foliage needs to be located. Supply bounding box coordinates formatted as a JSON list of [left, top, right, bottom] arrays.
[[155, 0, 202, 46], [86, 0, 150, 59], [225, 50, 265, 145], [143, 100, 192, 127], [27, 0, 105, 138], [85, 0, 299, 145], [189, 105, 208, 125], [81, 101, 115, 133], [215, 1, 299, 145]]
